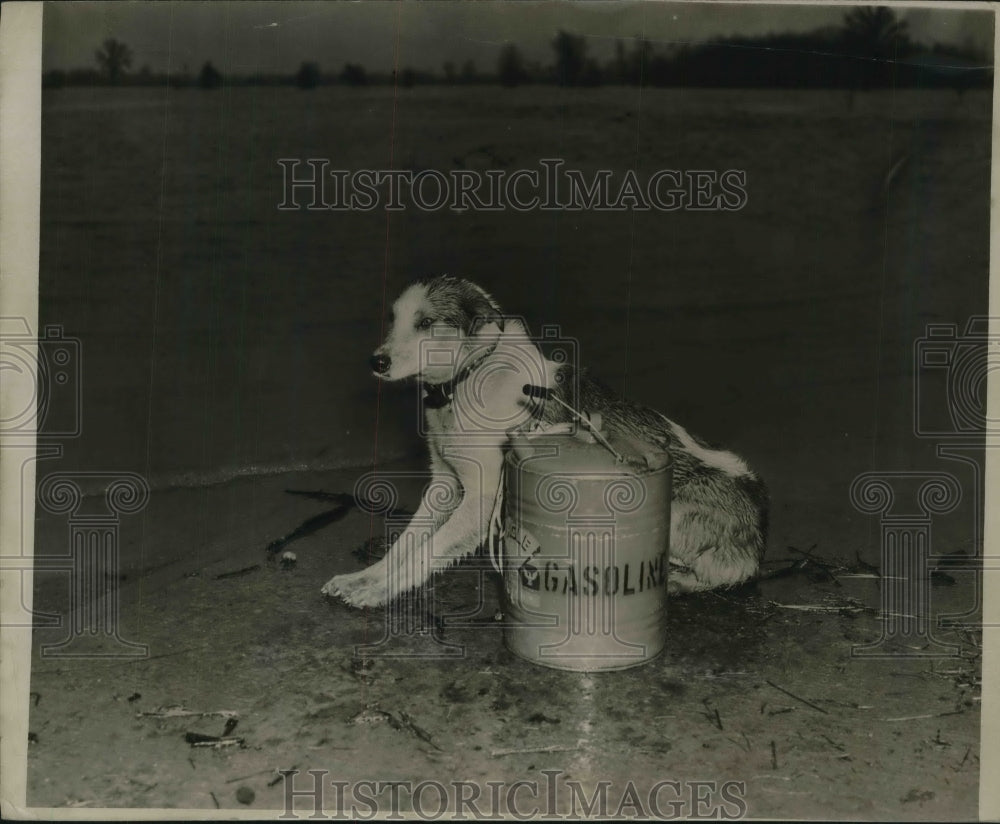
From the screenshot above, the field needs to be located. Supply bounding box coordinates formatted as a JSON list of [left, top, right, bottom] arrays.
[[23, 84, 992, 817]]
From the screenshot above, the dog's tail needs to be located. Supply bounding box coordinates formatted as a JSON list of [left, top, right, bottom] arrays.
[[655, 412, 753, 480]]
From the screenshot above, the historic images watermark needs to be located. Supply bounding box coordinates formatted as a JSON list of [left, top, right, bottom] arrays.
[[0, 317, 148, 657], [277, 159, 748, 212], [849, 471, 962, 657], [347, 468, 482, 659], [848, 315, 999, 657], [0, 317, 81, 440], [34, 472, 150, 658], [913, 318, 997, 439], [278, 770, 748, 819]]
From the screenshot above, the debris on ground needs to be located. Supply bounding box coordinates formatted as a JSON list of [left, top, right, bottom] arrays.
[[348, 706, 441, 750], [184, 732, 246, 749], [215, 564, 261, 580], [138, 706, 238, 720], [267, 503, 353, 557], [235, 786, 255, 805]]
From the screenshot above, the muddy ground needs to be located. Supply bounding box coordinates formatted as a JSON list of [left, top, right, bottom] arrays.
[[26, 461, 982, 818], [17, 81, 992, 818]]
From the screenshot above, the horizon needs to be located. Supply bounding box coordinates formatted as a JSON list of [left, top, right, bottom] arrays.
[[43, 1, 993, 78]]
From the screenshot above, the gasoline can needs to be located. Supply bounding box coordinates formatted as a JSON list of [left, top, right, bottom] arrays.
[[501, 427, 672, 671]]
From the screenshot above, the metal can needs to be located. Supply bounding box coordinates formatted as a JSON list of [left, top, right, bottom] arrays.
[[501, 429, 672, 671]]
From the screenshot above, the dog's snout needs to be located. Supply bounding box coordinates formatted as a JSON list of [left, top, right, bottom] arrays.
[[370, 353, 391, 375]]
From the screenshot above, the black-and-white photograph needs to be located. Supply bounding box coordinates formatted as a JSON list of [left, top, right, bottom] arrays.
[[0, 0, 997, 819]]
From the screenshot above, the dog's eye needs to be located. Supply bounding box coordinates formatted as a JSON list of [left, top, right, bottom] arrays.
[[418, 317, 434, 330]]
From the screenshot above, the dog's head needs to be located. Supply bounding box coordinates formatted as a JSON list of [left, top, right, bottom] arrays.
[[370, 275, 504, 383]]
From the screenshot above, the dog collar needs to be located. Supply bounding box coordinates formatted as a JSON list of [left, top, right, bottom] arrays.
[[422, 344, 496, 410]]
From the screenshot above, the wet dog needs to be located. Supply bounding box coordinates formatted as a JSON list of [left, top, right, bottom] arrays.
[[322, 275, 767, 608]]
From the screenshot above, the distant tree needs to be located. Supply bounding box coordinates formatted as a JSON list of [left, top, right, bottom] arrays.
[[461, 59, 477, 84], [628, 37, 654, 85], [398, 68, 417, 88], [295, 61, 321, 89], [842, 6, 909, 54], [840, 6, 911, 87], [198, 61, 223, 89], [552, 30, 588, 86], [94, 38, 134, 84], [443, 61, 457, 83], [610, 40, 627, 83], [646, 53, 675, 87], [340, 63, 367, 86], [497, 44, 528, 87]]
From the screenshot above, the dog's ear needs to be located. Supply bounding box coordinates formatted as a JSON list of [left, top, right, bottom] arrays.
[[462, 293, 505, 336]]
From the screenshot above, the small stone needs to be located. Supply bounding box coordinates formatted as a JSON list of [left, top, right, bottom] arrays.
[[235, 786, 255, 805]]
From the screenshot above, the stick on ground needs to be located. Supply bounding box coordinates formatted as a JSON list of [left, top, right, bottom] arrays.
[[765, 680, 829, 715]]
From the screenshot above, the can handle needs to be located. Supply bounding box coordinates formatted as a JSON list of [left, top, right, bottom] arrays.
[[522, 384, 625, 463], [488, 465, 506, 575]]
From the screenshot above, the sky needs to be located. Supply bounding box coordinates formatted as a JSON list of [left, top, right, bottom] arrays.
[[43, 1, 994, 76]]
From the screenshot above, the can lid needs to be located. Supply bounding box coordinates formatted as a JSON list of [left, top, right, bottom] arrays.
[[508, 424, 669, 475]]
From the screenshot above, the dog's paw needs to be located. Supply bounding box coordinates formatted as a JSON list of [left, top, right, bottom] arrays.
[[321, 570, 388, 608], [666, 562, 700, 596]]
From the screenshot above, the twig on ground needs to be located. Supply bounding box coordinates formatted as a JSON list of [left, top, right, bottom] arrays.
[[786, 543, 842, 585], [225, 769, 275, 784], [139, 706, 238, 719], [765, 680, 829, 715], [695, 671, 749, 679], [284, 490, 355, 505], [838, 573, 905, 580], [818, 699, 874, 710], [399, 711, 442, 751], [267, 503, 353, 556], [492, 744, 580, 757], [881, 710, 965, 722], [188, 735, 245, 749], [757, 559, 810, 581], [770, 603, 864, 613], [853, 551, 880, 576], [267, 767, 297, 788]]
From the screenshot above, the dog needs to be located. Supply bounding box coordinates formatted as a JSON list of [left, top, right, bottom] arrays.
[[322, 275, 768, 608]]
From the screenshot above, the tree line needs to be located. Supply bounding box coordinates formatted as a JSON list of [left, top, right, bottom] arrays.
[[46, 8, 991, 92]]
